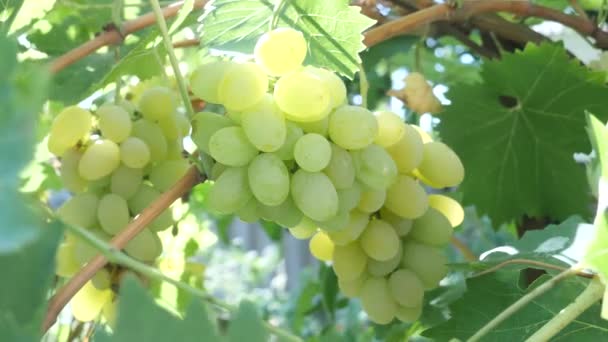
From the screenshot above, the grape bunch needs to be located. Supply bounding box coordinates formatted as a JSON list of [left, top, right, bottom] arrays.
[[48, 85, 191, 322], [189, 27, 465, 324]]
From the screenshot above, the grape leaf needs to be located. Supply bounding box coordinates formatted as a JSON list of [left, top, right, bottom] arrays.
[[198, 0, 375, 78], [227, 301, 268, 342], [440, 42, 608, 224]]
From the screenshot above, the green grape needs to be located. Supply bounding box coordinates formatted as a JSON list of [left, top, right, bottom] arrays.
[[274, 70, 330, 122], [166, 138, 184, 161], [386, 124, 423, 173], [190, 60, 234, 103], [315, 209, 350, 231], [368, 242, 403, 277], [48, 106, 92, 156], [241, 94, 287, 152], [88, 175, 111, 194], [55, 242, 80, 277], [328, 105, 378, 150], [360, 219, 400, 261], [97, 103, 132, 143], [304, 66, 346, 109], [357, 187, 386, 213], [235, 198, 260, 223], [118, 99, 136, 117], [74, 229, 111, 265], [138, 86, 176, 121], [110, 165, 143, 199], [102, 298, 118, 328], [351, 144, 398, 190], [416, 142, 465, 188], [328, 210, 369, 245], [91, 269, 112, 290], [247, 154, 290, 206], [209, 126, 258, 167], [78, 140, 121, 180], [288, 217, 317, 239], [410, 207, 452, 246], [332, 242, 367, 281], [309, 231, 334, 262], [97, 193, 130, 235], [254, 27, 307, 76], [191, 112, 234, 154], [294, 133, 332, 172], [374, 111, 405, 148], [401, 241, 448, 289], [298, 116, 329, 136], [324, 143, 355, 190], [60, 148, 88, 193], [338, 273, 367, 298], [428, 194, 464, 227], [158, 113, 180, 140], [131, 119, 168, 162], [274, 122, 303, 160], [57, 193, 99, 228], [218, 62, 268, 111], [174, 112, 190, 137], [128, 184, 174, 231], [120, 137, 151, 169], [291, 170, 338, 221], [360, 277, 397, 324], [206, 167, 252, 214], [71, 281, 112, 322], [124, 228, 162, 262], [395, 305, 422, 323], [210, 162, 226, 181], [388, 269, 424, 308], [226, 111, 242, 124], [385, 175, 428, 219], [259, 195, 303, 227], [149, 159, 190, 192], [380, 207, 413, 236], [412, 124, 433, 143], [337, 182, 362, 212]]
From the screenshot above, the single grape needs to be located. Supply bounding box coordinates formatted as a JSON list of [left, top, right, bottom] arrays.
[[288, 217, 317, 239], [78, 140, 121, 181], [274, 122, 303, 160], [138, 86, 176, 121], [91, 269, 112, 290], [395, 305, 422, 323], [329, 105, 378, 150], [338, 273, 367, 298], [158, 112, 180, 140], [416, 142, 465, 188], [368, 242, 403, 277], [131, 119, 168, 162], [248, 153, 290, 206], [174, 112, 190, 137], [385, 175, 428, 219], [328, 210, 369, 246], [57, 193, 99, 228], [337, 182, 362, 212], [209, 126, 258, 167], [412, 124, 433, 143], [48, 106, 92, 156], [190, 60, 234, 103], [410, 207, 452, 246], [55, 242, 80, 277], [360, 277, 397, 324], [315, 209, 350, 232], [259, 195, 303, 228], [379, 207, 413, 236], [291, 170, 338, 222], [294, 133, 332, 172], [304, 66, 346, 109], [298, 116, 329, 136], [218, 62, 268, 111], [97, 103, 132, 143], [333, 242, 367, 281], [149, 159, 190, 192], [191, 112, 234, 154], [120, 137, 151, 169], [235, 198, 260, 223], [274, 70, 331, 122], [360, 219, 400, 261], [206, 167, 252, 214], [357, 187, 386, 213], [309, 231, 334, 262], [254, 27, 307, 76], [351, 144, 398, 190], [241, 94, 287, 152], [386, 124, 423, 173], [60, 148, 88, 193], [428, 194, 464, 227], [401, 241, 448, 289], [71, 281, 112, 322], [124, 228, 162, 262], [102, 299, 118, 328], [388, 269, 424, 308], [110, 165, 143, 199], [374, 111, 405, 148], [98, 193, 130, 235], [324, 143, 355, 190]]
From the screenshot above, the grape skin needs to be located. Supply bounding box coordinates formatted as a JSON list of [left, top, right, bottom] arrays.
[[98, 103, 132, 143], [254, 28, 307, 76], [294, 133, 332, 172], [291, 170, 338, 222], [120, 137, 151, 169], [248, 153, 290, 206], [309, 231, 334, 261], [48, 106, 92, 156], [360, 219, 400, 261], [428, 194, 465, 227]]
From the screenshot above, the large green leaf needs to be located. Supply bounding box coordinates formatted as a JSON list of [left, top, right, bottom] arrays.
[[440, 42, 608, 224], [227, 301, 268, 342], [199, 0, 375, 78]]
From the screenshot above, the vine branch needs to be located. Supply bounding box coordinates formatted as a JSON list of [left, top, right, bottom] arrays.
[[472, 258, 595, 279], [42, 167, 201, 332]]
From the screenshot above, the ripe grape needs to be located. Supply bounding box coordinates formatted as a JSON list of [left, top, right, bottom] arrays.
[[274, 70, 330, 122], [274, 122, 303, 160], [395, 305, 422, 323], [206, 167, 252, 214], [138, 86, 176, 121], [338, 273, 367, 298], [60, 148, 88, 193], [337, 182, 362, 212], [248, 153, 290, 206], [374, 111, 405, 148], [294, 133, 332, 172], [309, 231, 334, 261], [379, 207, 413, 236], [55, 242, 80, 277], [71, 281, 112, 322], [97, 103, 132, 143], [386, 124, 423, 173], [235, 198, 260, 223], [298, 116, 329, 136], [332, 242, 367, 281], [417, 142, 465, 188], [315, 209, 349, 232], [291, 170, 338, 222], [357, 187, 386, 213], [304, 66, 346, 109], [158, 113, 180, 140], [48, 106, 92, 156], [288, 217, 317, 239], [78, 140, 121, 181], [98, 193, 130, 235], [409, 207, 452, 246], [91, 269, 112, 290], [412, 125, 433, 143], [57, 193, 99, 228], [388, 269, 424, 308], [208, 126, 258, 167], [360, 277, 397, 324], [261, 196, 303, 228], [120, 137, 151, 169], [191, 112, 234, 154], [360, 219, 400, 261], [428, 194, 464, 227], [149, 159, 190, 192], [328, 210, 368, 245], [328, 105, 378, 150], [401, 241, 448, 289], [351, 144, 397, 190], [190, 60, 234, 103], [368, 243, 403, 277], [131, 119, 168, 162], [124, 228, 162, 262], [385, 175, 428, 219], [254, 27, 307, 76], [218, 62, 268, 111], [324, 144, 355, 189], [110, 165, 143, 199], [241, 94, 287, 152]]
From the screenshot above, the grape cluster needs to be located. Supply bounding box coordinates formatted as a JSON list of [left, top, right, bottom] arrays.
[[189, 28, 465, 324], [49, 86, 191, 322]]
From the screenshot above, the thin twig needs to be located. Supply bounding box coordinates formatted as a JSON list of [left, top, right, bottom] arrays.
[[472, 258, 595, 279], [358, 62, 369, 108], [450, 235, 477, 262], [42, 167, 201, 332], [173, 38, 200, 48]]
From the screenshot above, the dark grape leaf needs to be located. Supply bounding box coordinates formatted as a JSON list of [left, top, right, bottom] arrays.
[[440, 42, 608, 224]]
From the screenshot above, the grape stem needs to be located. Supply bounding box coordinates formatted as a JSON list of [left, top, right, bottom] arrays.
[[42, 167, 201, 332], [471, 258, 595, 279], [149, 0, 196, 119], [358, 62, 368, 108], [270, 0, 287, 30], [450, 235, 476, 262], [62, 220, 303, 342]]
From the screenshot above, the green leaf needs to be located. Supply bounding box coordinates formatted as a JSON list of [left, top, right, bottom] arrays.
[[0, 0, 24, 34], [440, 42, 608, 224], [199, 0, 375, 78], [169, 0, 195, 34], [319, 264, 338, 322], [47, 53, 114, 103], [424, 270, 608, 341], [227, 301, 268, 342]]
